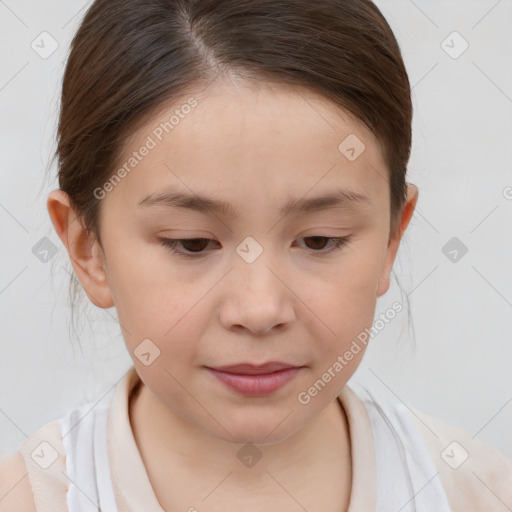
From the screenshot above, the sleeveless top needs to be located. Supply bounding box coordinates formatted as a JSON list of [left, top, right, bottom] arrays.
[[18, 366, 456, 511]]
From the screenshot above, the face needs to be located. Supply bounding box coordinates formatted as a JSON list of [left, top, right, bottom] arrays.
[[52, 78, 416, 445]]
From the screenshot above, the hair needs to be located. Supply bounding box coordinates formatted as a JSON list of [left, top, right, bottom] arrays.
[[46, 0, 416, 350]]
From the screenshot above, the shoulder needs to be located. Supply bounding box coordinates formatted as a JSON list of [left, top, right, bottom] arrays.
[[0, 450, 37, 512], [410, 407, 512, 512], [349, 385, 512, 512], [1, 418, 69, 512]]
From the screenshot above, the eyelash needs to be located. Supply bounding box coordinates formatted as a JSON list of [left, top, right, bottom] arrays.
[[157, 236, 352, 258]]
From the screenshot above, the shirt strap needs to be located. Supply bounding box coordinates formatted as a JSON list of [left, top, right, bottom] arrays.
[[360, 387, 452, 512]]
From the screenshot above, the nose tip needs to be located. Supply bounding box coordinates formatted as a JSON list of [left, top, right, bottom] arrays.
[[220, 270, 295, 335]]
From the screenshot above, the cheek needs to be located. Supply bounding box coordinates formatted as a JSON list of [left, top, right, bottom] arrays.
[[104, 243, 202, 355], [108, 227, 384, 356], [105, 232, 177, 307], [299, 247, 383, 365], [305, 251, 381, 326], [112, 267, 220, 376]]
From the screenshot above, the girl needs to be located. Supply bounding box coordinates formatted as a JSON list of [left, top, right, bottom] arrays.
[[1, 0, 511, 510]]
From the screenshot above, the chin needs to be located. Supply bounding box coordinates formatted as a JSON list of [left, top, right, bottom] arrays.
[[204, 412, 303, 447]]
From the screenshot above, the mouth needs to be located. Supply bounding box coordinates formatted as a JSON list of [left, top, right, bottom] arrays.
[[208, 361, 302, 375], [205, 362, 305, 396]]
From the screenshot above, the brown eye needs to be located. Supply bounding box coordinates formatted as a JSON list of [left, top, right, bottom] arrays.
[[303, 236, 330, 250], [158, 235, 352, 259], [179, 238, 210, 252], [297, 236, 352, 253], [158, 237, 217, 257]]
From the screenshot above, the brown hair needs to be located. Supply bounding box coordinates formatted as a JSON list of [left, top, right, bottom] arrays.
[[47, 0, 415, 347]]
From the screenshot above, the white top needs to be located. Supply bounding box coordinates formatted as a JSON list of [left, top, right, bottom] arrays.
[[60, 400, 117, 512], [15, 365, 512, 511]]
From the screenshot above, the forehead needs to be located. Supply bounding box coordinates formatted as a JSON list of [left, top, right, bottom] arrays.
[[109, 79, 389, 215]]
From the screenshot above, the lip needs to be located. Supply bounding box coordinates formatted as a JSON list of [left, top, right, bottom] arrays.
[[205, 362, 304, 396], [210, 362, 300, 375]]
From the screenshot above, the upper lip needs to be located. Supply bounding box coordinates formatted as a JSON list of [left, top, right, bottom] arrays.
[[207, 362, 301, 375]]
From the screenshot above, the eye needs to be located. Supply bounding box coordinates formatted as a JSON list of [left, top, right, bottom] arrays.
[[298, 236, 352, 253], [158, 236, 352, 258], [157, 237, 218, 257]]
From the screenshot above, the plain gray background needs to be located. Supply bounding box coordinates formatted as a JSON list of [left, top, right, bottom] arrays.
[[1, 0, 511, 466]]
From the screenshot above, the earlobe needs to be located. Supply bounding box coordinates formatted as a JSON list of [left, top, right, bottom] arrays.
[[46, 189, 114, 309], [375, 183, 419, 298]]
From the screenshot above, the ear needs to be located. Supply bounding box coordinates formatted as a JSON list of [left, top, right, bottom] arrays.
[[46, 189, 114, 308], [376, 183, 419, 298]]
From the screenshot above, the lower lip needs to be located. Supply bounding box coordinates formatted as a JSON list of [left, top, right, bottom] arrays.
[[206, 367, 302, 396]]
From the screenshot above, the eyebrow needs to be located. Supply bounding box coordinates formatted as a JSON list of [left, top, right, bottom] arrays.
[[137, 188, 371, 218]]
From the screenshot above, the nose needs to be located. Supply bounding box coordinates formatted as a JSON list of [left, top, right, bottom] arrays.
[[218, 253, 296, 336]]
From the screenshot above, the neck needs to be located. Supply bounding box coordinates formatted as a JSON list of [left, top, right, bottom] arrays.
[[128, 379, 352, 508]]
